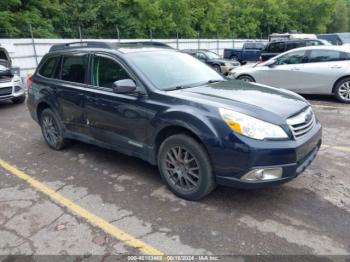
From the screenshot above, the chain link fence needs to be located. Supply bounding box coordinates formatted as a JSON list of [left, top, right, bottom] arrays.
[[0, 25, 267, 77]]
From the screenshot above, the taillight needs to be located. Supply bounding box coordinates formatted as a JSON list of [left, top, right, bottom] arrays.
[[259, 56, 263, 63], [27, 75, 33, 89]]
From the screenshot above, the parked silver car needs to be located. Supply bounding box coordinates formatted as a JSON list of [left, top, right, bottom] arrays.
[[0, 65, 26, 104], [229, 46, 350, 103]]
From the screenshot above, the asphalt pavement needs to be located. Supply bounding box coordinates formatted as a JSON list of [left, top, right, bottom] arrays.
[[0, 94, 349, 261]]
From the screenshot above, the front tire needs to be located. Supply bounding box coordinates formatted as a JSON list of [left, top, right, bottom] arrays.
[[334, 77, 350, 103], [237, 75, 255, 83], [213, 65, 221, 73], [39, 108, 69, 150], [158, 134, 216, 201]]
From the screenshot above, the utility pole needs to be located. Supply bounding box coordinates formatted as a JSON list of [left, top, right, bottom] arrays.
[[197, 31, 200, 50], [150, 29, 153, 42], [216, 32, 219, 55], [176, 32, 179, 49], [29, 24, 38, 66], [78, 26, 82, 42], [116, 26, 120, 42]]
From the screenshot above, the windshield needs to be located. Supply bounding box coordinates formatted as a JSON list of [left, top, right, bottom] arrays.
[[203, 51, 220, 59], [128, 51, 224, 90]]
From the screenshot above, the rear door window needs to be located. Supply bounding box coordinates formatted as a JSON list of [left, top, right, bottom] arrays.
[[39, 56, 60, 78], [61, 54, 88, 84], [308, 50, 342, 63]]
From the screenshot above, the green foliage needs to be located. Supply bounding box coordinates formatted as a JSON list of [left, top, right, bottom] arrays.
[[0, 0, 349, 38], [328, 0, 349, 32]]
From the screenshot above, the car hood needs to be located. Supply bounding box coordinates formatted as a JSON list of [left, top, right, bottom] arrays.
[[170, 80, 309, 121]]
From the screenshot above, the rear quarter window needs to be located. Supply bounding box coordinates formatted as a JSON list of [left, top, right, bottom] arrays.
[[38, 56, 60, 78]]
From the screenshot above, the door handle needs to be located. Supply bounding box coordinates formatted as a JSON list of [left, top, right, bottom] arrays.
[[291, 67, 300, 71], [331, 65, 342, 69]]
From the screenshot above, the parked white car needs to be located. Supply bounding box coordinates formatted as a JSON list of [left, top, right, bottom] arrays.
[[229, 46, 350, 103], [0, 65, 26, 104]]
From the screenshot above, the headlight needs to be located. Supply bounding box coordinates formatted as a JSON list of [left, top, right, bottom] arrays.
[[219, 108, 288, 140], [224, 62, 231, 67]]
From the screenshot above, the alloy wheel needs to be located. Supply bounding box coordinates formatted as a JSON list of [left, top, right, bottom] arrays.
[[164, 146, 200, 192], [239, 76, 254, 82], [42, 115, 59, 147], [338, 81, 350, 101]]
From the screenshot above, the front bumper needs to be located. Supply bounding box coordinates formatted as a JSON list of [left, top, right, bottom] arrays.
[[0, 91, 26, 101], [212, 122, 322, 188], [0, 80, 26, 101], [221, 64, 240, 75]]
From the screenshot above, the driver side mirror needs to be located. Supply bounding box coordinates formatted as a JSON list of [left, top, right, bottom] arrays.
[[265, 59, 277, 67], [112, 79, 137, 94]]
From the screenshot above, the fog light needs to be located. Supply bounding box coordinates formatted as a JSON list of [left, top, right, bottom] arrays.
[[15, 86, 22, 92], [240, 168, 283, 181]]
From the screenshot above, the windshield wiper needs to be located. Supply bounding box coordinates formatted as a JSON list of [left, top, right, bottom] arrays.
[[167, 79, 225, 91], [206, 79, 226, 84], [165, 85, 193, 91]]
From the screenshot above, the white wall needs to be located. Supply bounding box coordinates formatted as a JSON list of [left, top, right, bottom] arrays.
[[0, 38, 266, 77]]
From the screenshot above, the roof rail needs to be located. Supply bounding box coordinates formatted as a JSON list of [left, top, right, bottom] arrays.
[[49, 41, 114, 52], [49, 41, 173, 52], [122, 41, 172, 48]]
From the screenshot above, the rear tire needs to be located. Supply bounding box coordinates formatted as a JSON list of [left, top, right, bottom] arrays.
[[237, 75, 255, 83], [12, 96, 26, 104], [334, 77, 350, 103], [158, 134, 216, 201], [39, 108, 69, 150]]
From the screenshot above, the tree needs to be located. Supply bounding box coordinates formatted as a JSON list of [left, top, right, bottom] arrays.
[[328, 0, 349, 32], [0, 0, 348, 39]]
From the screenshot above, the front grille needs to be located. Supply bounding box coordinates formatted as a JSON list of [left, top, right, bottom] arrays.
[[287, 107, 315, 139], [0, 76, 12, 83], [0, 86, 13, 96]]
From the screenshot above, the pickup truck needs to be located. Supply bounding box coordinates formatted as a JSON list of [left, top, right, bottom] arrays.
[[223, 42, 266, 63]]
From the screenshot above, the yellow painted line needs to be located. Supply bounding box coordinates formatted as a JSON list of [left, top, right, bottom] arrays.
[[0, 159, 164, 256], [322, 144, 350, 153], [312, 104, 350, 110]]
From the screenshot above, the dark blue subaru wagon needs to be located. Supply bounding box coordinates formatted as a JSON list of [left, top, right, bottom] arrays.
[[27, 42, 322, 200]]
